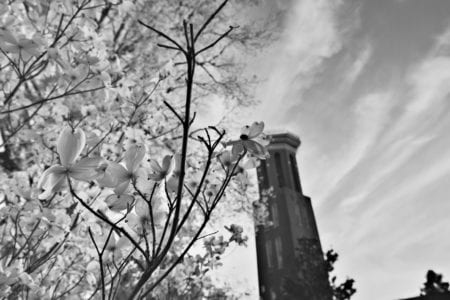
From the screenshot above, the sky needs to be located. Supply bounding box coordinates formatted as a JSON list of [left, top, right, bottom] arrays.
[[209, 0, 450, 299]]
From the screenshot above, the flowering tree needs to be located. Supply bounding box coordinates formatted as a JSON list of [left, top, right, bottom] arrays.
[[0, 0, 274, 299]]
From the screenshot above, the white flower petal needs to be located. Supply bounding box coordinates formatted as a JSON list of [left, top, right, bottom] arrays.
[[125, 212, 142, 233], [256, 134, 270, 147], [135, 198, 150, 220], [231, 142, 245, 157], [69, 157, 105, 181], [0, 30, 17, 44], [37, 165, 67, 199], [248, 122, 264, 139], [148, 155, 172, 181], [241, 157, 259, 169], [166, 175, 179, 194], [161, 155, 172, 172], [105, 194, 134, 212], [217, 150, 236, 166], [148, 159, 163, 173], [37, 165, 66, 188], [148, 173, 165, 181], [135, 169, 156, 194], [97, 162, 129, 188], [57, 127, 86, 167], [114, 179, 130, 195], [124, 143, 145, 173], [244, 140, 268, 159]]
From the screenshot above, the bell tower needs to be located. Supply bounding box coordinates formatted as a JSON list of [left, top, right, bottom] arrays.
[[255, 132, 331, 300]]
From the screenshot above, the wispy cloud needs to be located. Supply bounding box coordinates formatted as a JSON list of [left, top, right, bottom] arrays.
[[318, 20, 450, 300], [343, 42, 372, 86], [253, 0, 347, 124], [248, 0, 365, 202]]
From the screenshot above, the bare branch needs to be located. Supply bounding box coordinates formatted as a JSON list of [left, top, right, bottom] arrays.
[[163, 100, 184, 124], [196, 26, 236, 56], [68, 179, 149, 264], [194, 0, 229, 42], [138, 20, 186, 54]]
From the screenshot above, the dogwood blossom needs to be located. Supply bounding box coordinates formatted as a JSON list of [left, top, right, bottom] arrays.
[[126, 197, 166, 236], [216, 150, 237, 172], [37, 127, 105, 199], [2, 34, 42, 60], [97, 143, 146, 195], [148, 155, 172, 181], [231, 121, 269, 159], [104, 194, 134, 212]]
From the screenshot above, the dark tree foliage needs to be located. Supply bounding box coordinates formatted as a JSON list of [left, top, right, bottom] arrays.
[[326, 249, 356, 300], [421, 270, 450, 296], [283, 239, 356, 300]]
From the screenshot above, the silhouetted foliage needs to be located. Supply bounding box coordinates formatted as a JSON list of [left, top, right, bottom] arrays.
[[283, 239, 356, 300], [326, 249, 356, 300], [421, 270, 450, 296]]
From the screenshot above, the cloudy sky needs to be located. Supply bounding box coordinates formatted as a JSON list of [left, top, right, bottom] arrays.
[[214, 0, 450, 299]]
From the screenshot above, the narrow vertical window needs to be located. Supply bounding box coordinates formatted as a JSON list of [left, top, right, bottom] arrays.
[[274, 152, 285, 187], [290, 154, 301, 192], [265, 240, 274, 268], [275, 237, 283, 268], [259, 160, 269, 188], [271, 202, 279, 227]]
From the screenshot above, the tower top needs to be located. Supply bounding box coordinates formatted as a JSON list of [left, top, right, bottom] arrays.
[[266, 131, 301, 150]]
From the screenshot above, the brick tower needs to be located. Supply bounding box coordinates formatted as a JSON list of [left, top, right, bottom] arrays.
[[255, 132, 331, 300]]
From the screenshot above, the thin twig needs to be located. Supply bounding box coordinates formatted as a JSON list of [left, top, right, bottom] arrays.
[[88, 228, 106, 300], [68, 179, 149, 264], [194, 0, 229, 42], [196, 26, 236, 56], [138, 20, 186, 54], [163, 100, 184, 124], [0, 85, 105, 114]]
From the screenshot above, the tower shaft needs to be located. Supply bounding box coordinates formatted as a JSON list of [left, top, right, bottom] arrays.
[[255, 132, 331, 300]]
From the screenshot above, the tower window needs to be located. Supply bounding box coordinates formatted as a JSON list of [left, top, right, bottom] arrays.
[[274, 152, 285, 187], [271, 202, 279, 227], [265, 240, 274, 268], [275, 237, 283, 268], [259, 160, 269, 188], [289, 154, 301, 192]]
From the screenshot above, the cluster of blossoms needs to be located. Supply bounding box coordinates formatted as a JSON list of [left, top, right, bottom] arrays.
[[37, 126, 180, 220], [37, 121, 269, 239], [39, 121, 268, 196]]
